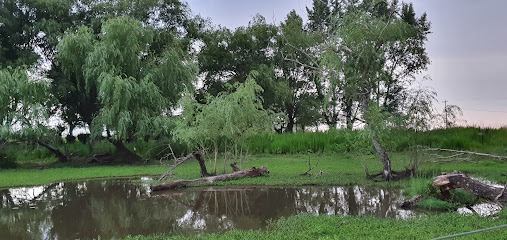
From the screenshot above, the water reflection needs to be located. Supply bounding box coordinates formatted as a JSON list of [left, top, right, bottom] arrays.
[[1, 179, 418, 239]]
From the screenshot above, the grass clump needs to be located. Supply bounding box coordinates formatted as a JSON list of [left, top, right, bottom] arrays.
[[416, 197, 457, 210]]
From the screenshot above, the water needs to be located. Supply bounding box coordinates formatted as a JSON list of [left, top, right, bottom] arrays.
[[0, 178, 419, 239]]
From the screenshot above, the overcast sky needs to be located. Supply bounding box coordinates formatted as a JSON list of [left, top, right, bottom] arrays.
[[185, 0, 507, 128]]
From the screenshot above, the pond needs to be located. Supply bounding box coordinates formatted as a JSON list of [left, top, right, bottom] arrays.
[[1, 178, 421, 239]]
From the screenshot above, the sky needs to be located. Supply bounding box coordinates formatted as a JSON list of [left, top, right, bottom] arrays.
[[185, 0, 507, 128]]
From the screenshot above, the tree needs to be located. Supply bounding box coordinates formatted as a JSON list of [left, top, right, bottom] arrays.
[[439, 101, 463, 129], [197, 14, 278, 96], [276, 10, 322, 132], [0, 67, 69, 162], [6, 0, 194, 138], [57, 16, 196, 162], [175, 77, 270, 173], [0, 0, 39, 68], [321, 0, 431, 180]]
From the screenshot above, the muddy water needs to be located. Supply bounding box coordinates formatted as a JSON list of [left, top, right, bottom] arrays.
[[0, 178, 419, 239]]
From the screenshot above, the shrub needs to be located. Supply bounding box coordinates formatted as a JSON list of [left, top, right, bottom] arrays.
[[0, 152, 17, 169], [77, 134, 90, 144]]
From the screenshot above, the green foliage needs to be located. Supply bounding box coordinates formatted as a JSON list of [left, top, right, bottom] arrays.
[[57, 16, 197, 144], [246, 130, 364, 154], [175, 78, 270, 151], [0, 151, 17, 169], [407, 178, 436, 197], [0, 67, 64, 154], [416, 197, 457, 210], [321, 0, 431, 129], [77, 134, 90, 144]]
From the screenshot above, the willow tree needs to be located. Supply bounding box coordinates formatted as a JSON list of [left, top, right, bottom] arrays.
[[0, 67, 69, 162], [322, 1, 431, 180], [175, 77, 270, 173], [57, 17, 196, 162]]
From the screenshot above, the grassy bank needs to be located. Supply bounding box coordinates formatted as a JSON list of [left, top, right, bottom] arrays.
[[1, 152, 506, 189], [0, 165, 168, 189], [125, 211, 507, 240]]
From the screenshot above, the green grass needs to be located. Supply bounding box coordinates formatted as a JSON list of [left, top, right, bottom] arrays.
[[124, 210, 507, 240], [244, 127, 507, 155], [1, 152, 506, 189], [0, 165, 168, 189]]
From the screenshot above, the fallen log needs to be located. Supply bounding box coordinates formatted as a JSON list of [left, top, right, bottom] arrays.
[[427, 148, 507, 160], [433, 172, 507, 204], [151, 166, 269, 191]]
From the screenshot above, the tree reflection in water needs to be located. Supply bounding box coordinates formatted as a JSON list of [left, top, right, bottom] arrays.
[[0, 179, 423, 239]]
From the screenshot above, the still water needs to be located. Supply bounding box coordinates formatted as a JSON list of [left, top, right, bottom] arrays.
[[0, 178, 419, 239]]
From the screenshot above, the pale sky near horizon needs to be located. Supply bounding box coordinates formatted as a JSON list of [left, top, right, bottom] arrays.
[[185, 0, 507, 128]]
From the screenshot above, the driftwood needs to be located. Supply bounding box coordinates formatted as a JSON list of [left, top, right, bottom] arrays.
[[427, 148, 507, 160], [158, 151, 211, 181], [151, 166, 270, 191], [433, 172, 507, 205]]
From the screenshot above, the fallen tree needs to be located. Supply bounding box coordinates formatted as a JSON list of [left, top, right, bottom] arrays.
[[151, 166, 269, 191], [433, 172, 507, 205]]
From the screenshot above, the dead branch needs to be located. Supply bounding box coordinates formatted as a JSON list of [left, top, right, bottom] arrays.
[[230, 162, 240, 172], [158, 151, 211, 181], [496, 184, 507, 202], [426, 148, 507, 160], [151, 166, 270, 191], [301, 152, 320, 176]]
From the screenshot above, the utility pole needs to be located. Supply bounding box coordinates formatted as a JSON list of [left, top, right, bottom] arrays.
[[444, 100, 448, 129]]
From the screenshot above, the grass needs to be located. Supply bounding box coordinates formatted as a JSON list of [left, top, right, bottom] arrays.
[[245, 127, 507, 155], [1, 152, 506, 189], [0, 165, 167, 189], [124, 210, 507, 240]]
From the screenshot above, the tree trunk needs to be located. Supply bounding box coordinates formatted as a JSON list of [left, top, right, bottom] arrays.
[[36, 141, 68, 163], [193, 151, 211, 177], [286, 109, 295, 133], [372, 138, 393, 181], [433, 172, 507, 204], [151, 166, 270, 191], [213, 143, 218, 175], [110, 140, 142, 163]]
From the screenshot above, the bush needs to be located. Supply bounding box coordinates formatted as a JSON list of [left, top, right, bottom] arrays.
[[0, 152, 17, 169], [77, 134, 90, 144], [66, 135, 76, 143]]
